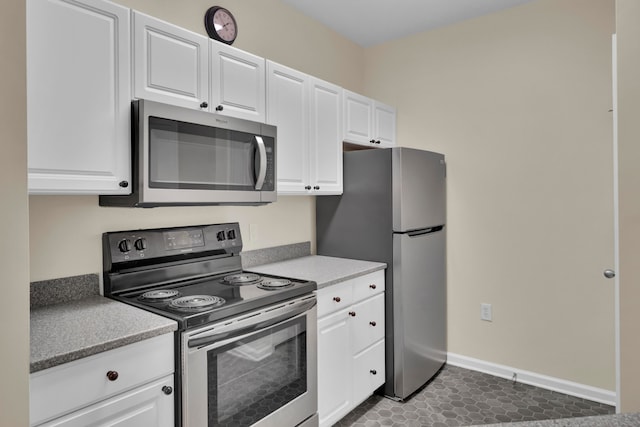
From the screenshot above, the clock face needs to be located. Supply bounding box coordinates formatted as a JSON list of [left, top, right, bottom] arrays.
[[213, 9, 236, 42], [205, 7, 237, 45]]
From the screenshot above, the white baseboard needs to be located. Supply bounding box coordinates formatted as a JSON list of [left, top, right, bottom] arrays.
[[446, 352, 616, 406]]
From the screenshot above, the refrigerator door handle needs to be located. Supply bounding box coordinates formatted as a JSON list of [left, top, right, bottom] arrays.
[[406, 225, 444, 237]]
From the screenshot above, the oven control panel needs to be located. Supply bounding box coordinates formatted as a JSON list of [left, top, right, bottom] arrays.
[[103, 222, 242, 265]]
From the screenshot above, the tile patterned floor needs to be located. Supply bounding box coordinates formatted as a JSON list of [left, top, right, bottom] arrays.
[[335, 365, 614, 427]]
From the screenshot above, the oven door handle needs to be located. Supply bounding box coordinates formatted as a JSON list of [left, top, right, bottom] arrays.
[[187, 298, 316, 349], [254, 135, 267, 190]]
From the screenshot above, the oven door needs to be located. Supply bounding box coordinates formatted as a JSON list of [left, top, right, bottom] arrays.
[[183, 296, 317, 427]]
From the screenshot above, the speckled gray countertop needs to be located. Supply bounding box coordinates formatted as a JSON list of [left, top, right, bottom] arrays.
[[30, 275, 177, 373], [248, 255, 386, 289], [477, 413, 640, 426]]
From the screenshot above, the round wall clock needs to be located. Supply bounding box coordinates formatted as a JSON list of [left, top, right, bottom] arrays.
[[204, 6, 238, 45]]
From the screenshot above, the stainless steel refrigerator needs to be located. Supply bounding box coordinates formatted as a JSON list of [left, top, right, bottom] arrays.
[[316, 147, 446, 400]]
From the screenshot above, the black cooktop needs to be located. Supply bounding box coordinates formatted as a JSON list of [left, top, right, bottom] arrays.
[[103, 223, 316, 330], [113, 271, 316, 329]]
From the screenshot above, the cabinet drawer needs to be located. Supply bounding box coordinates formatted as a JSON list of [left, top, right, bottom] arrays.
[[30, 334, 174, 426], [316, 280, 353, 317], [350, 293, 385, 354], [352, 270, 385, 302], [39, 375, 174, 427], [352, 339, 385, 407]]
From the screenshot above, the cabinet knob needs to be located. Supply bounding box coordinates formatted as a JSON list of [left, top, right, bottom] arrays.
[[375, 140, 381, 144], [370, 369, 377, 375], [333, 296, 341, 303], [215, 105, 224, 111], [200, 101, 208, 108], [305, 185, 312, 190], [369, 139, 376, 144], [349, 311, 356, 317], [106, 371, 119, 381], [118, 181, 129, 188], [162, 386, 173, 395], [314, 185, 320, 190], [369, 321, 377, 327], [369, 284, 376, 289]]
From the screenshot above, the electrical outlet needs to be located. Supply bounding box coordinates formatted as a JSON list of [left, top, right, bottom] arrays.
[[480, 303, 492, 322]]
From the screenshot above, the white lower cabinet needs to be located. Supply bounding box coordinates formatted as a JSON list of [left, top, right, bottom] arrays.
[[30, 334, 174, 427], [38, 375, 174, 427], [316, 271, 385, 427]]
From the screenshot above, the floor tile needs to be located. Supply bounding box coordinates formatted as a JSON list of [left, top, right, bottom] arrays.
[[334, 365, 614, 427]]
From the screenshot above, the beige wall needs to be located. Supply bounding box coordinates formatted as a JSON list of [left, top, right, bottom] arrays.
[[616, 0, 640, 412], [0, 0, 30, 425], [28, 0, 364, 282], [364, 0, 616, 390]]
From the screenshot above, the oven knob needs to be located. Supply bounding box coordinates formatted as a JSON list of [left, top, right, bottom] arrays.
[[227, 229, 236, 240], [162, 386, 173, 395], [134, 238, 147, 251], [118, 239, 132, 253], [216, 231, 226, 242]]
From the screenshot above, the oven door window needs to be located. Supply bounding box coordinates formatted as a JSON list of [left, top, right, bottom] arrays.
[[148, 116, 269, 191], [207, 316, 307, 426]]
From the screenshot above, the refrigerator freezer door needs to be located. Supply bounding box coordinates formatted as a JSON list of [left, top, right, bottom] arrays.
[[392, 148, 446, 232], [392, 228, 447, 400]]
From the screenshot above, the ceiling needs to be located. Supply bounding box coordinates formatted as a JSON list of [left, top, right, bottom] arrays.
[[280, 0, 535, 47]]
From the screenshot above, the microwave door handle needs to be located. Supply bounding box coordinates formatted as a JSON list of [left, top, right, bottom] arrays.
[[254, 136, 267, 190]]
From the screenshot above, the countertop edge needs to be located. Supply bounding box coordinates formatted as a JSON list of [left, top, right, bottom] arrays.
[[315, 264, 386, 289], [30, 324, 177, 373]]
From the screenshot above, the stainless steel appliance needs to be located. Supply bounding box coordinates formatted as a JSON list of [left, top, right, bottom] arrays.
[[103, 223, 318, 427], [99, 99, 277, 207], [316, 147, 446, 401]]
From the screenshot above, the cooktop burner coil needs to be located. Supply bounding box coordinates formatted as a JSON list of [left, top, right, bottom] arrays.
[[169, 295, 225, 311], [139, 289, 180, 301], [223, 273, 262, 285], [257, 279, 293, 290]]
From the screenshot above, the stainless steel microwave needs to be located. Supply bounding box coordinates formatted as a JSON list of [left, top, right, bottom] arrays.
[[99, 99, 276, 207]]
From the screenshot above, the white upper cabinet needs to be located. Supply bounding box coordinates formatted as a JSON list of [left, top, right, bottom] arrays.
[[267, 62, 309, 193], [133, 11, 209, 110], [211, 43, 266, 122], [27, 0, 131, 194], [343, 90, 396, 148], [309, 78, 343, 194], [267, 61, 342, 195]]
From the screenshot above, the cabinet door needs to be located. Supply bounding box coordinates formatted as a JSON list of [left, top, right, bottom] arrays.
[[317, 310, 352, 427], [373, 101, 397, 147], [309, 78, 343, 195], [350, 292, 385, 355], [352, 339, 385, 407], [27, 0, 131, 194], [266, 61, 309, 194], [343, 90, 373, 146], [210, 42, 266, 122], [133, 11, 209, 110], [40, 376, 174, 427]]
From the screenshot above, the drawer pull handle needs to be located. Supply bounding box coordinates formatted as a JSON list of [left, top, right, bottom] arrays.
[[369, 284, 377, 289], [369, 321, 377, 326], [162, 386, 173, 395], [333, 297, 341, 303], [106, 371, 119, 381], [370, 369, 377, 375], [349, 311, 356, 317]]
